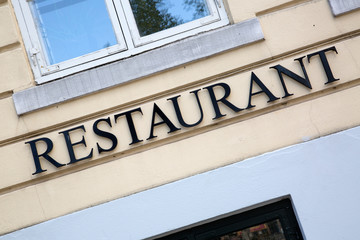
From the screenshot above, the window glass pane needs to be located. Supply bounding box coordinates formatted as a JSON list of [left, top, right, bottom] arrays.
[[216, 219, 286, 240], [30, 0, 118, 65], [129, 0, 210, 36]]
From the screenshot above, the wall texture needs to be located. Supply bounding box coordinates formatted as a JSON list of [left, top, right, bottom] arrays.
[[1, 0, 360, 238]]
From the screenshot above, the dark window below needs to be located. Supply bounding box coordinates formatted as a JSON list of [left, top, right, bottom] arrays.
[[155, 199, 304, 240]]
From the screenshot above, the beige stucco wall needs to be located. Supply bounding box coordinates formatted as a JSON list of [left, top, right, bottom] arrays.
[[0, 0, 359, 235]]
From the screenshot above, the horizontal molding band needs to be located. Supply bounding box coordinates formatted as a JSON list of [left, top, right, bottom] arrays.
[[13, 18, 264, 115], [3, 31, 358, 148]]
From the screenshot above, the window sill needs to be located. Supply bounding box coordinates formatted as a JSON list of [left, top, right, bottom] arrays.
[[328, 0, 360, 16], [13, 18, 264, 115]]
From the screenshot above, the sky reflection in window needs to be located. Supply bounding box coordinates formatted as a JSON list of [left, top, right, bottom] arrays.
[[31, 0, 118, 65]]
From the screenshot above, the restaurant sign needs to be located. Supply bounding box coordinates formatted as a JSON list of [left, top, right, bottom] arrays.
[[26, 46, 340, 175]]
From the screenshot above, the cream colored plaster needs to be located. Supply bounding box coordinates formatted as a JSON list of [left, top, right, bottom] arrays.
[[0, 186, 46, 235], [2, 41, 272, 143], [7, 0, 36, 87], [1, 38, 359, 192], [2, 33, 360, 144], [1, 0, 360, 236], [0, 4, 18, 48], [259, 0, 360, 55], [310, 86, 360, 136], [11, 42, 273, 136], [345, 37, 360, 70], [0, 48, 32, 93], [2, 0, 360, 141], [0, 97, 28, 143], [2, 83, 360, 235], [0, 140, 33, 190], [226, 0, 295, 22], [333, 8, 360, 33]]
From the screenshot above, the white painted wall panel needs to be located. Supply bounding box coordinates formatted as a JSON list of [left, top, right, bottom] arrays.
[[2, 126, 360, 239]]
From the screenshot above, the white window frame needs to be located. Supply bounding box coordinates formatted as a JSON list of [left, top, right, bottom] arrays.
[[12, 0, 229, 84], [119, 0, 222, 46], [18, 0, 128, 75]]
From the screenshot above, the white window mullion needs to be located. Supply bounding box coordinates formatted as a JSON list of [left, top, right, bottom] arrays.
[[120, 0, 223, 47], [104, 0, 128, 52], [111, 0, 136, 50]]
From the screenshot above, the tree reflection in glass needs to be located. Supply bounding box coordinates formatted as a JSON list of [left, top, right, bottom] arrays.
[[129, 0, 210, 36]]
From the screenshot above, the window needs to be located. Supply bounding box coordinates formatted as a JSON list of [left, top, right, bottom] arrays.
[[12, 0, 229, 83], [154, 199, 304, 240]]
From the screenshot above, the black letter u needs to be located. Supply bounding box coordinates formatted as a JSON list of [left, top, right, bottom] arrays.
[[167, 89, 204, 128]]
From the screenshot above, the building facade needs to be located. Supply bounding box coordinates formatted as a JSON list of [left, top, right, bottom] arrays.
[[1, 0, 360, 239]]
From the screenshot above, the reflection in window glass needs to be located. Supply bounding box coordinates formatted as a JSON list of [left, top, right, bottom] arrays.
[[216, 219, 286, 240], [129, 0, 210, 36], [30, 0, 118, 65]]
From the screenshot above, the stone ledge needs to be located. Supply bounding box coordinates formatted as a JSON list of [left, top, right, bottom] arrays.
[[13, 18, 264, 115], [328, 0, 360, 16]]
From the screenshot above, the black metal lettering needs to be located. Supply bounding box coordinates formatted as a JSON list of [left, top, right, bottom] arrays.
[[147, 103, 180, 140], [270, 56, 311, 98], [25, 137, 65, 175], [114, 108, 143, 145], [307, 46, 339, 84], [247, 72, 280, 109], [167, 89, 204, 128], [59, 125, 93, 164], [203, 83, 243, 119], [93, 117, 118, 154]]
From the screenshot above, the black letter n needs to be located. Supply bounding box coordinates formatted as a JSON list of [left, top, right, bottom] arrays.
[[25, 137, 65, 175], [270, 56, 312, 98]]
